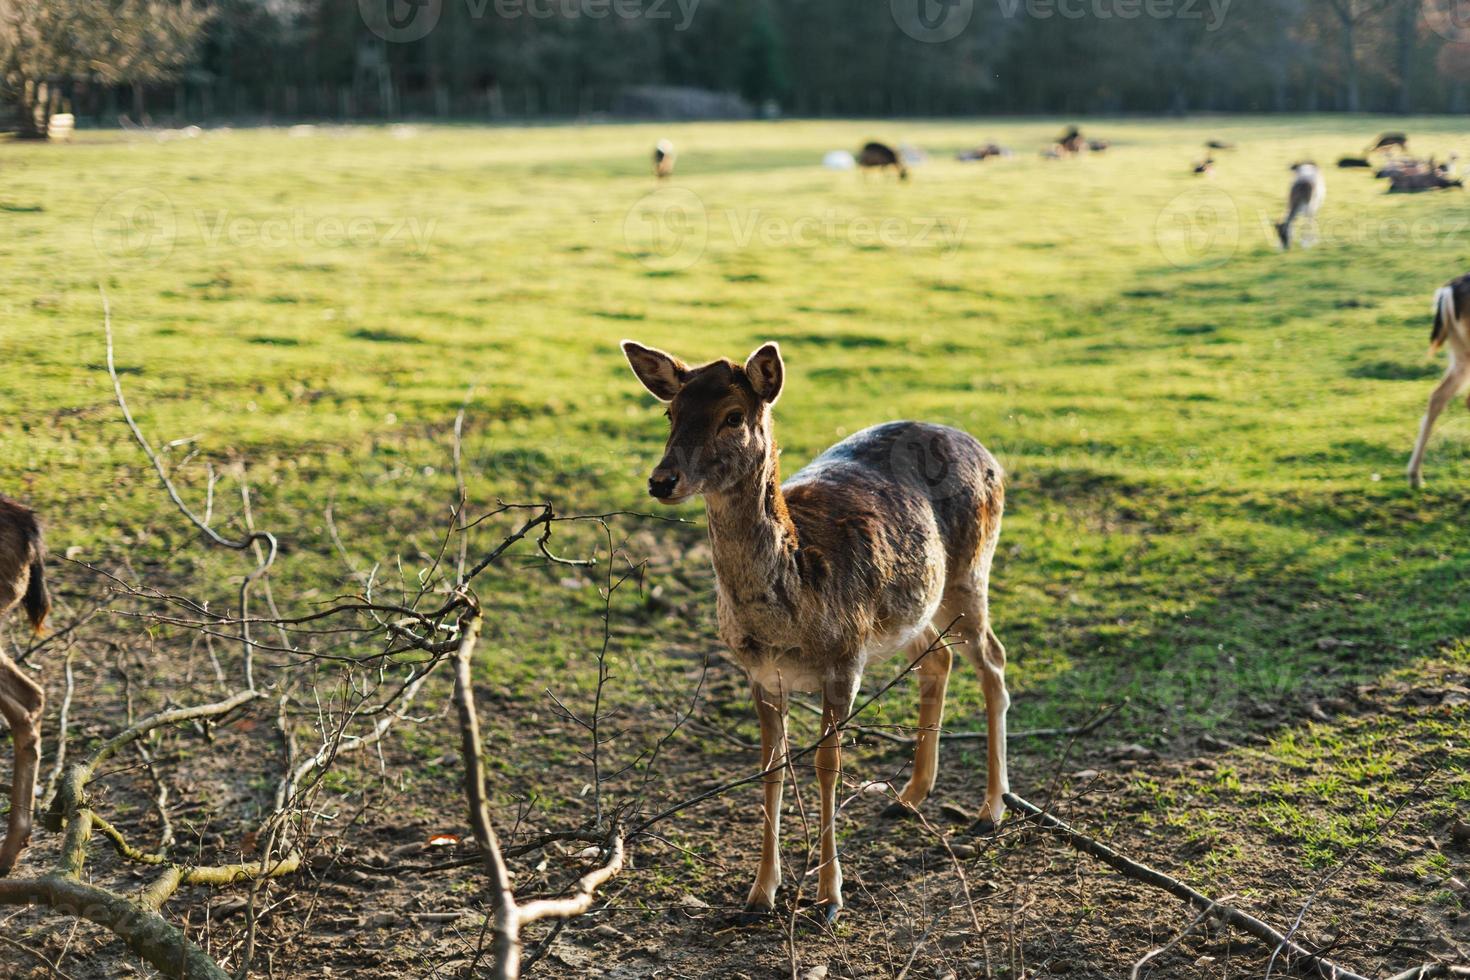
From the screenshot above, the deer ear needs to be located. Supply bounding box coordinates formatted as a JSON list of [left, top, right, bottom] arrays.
[[622, 340, 688, 402], [744, 342, 784, 404]]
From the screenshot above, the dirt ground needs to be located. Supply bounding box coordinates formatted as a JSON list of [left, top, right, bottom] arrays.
[[2, 638, 1465, 980]]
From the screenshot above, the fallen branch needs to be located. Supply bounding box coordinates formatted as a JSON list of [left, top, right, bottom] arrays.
[[793, 698, 1125, 746], [451, 608, 625, 979], [1004, 792, 1470, 980]]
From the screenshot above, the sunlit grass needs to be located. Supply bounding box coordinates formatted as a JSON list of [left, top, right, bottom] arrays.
[[3, 115, 1469, 755]]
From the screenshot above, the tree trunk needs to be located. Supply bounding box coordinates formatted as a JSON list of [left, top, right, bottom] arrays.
[[15, 79, 48, 140], [1341, 16, 1360, 111], [1396, 0, 1419, 114]]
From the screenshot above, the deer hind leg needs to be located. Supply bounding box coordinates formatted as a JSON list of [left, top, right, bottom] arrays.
[[881, 625, 951, 819], [0, 650, 44, 877], [740, 682, 788, 922], [813, 673, 860, 925], [942, 578, 1010, 835], [1407, 354, 1469, 488]]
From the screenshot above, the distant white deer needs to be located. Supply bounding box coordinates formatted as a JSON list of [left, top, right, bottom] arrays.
[[1276, 162, 1325, 250], [1408, 275, 1470, 488], [622, 340, 1010, 924], [653, 139, 676, 179]]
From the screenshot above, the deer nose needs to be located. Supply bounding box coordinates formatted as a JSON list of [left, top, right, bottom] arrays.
[[649, 471, 680, 499]]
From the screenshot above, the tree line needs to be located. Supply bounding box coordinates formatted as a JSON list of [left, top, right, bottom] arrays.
[[2, 0, 1466, 136]]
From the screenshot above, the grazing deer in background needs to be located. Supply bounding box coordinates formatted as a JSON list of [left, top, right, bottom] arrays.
[[622, 341, 1010, 924], [653, 139, 676, 179], [1408, 275, 1470, 488], [0, 496, 49, 877], [1366, 132, 1409, 155], [1058, 125, 1085, 155], [1276, 162, 1325, 250], [857, 141, 908, 181], [956, 143, 1010, 162], [1388, 170, 1463, 193]]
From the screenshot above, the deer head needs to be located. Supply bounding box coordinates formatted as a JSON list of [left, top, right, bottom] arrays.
[[622, 341, 784, 503]]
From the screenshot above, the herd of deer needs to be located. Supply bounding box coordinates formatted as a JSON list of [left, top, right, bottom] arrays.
[[2, 133, 1467, 937]]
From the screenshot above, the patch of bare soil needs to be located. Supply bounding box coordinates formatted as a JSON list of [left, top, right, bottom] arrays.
[[2, 643, 1466, 979]]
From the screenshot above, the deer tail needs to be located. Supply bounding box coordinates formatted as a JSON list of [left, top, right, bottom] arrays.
[[20, 519, 49, 635], [1431, 285, 1456, 356]]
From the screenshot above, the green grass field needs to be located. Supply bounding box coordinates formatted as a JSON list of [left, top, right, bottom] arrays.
[[2, 116, 1469, 976], [7, 116, 1470, 729]]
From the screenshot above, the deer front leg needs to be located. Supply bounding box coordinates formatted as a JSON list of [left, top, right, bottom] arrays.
[[741, 682, 787, 922], [813, 674, 859, 925], [1408, 359, 1468, 488], [0, 652, 44, 877]]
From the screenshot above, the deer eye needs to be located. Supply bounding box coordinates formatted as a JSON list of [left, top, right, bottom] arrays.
[[723, 411, 744, 429]]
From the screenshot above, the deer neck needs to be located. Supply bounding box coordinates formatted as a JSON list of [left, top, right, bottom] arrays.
[[703, 449, 798, 598]]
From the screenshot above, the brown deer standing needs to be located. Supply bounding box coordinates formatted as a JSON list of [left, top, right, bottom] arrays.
[[0, 496, 48, 877], [1058, 125, 1085, 155], [622, 341, 1009, 924], [857, 141, 908, 181], [1408, 276, 1470, 488]]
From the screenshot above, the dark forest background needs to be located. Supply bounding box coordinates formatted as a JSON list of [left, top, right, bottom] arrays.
[[8, 0, 1470, 130]]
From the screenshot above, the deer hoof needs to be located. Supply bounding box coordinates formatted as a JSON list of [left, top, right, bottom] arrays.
[[881, 801, 919, 821], [799, 897, 843, 927], [734, 903, 775, 927], [968, 815, 1000, 837]]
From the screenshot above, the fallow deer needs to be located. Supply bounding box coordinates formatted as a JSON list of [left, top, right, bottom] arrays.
[[1276, 162, 1325, 250], [1387, 169, 1463, 194], [653, 139, 676, 179], [857, 141, 908, 181], [1366, 132, 1409, 155], [622, 341, 1009, 924], [1058, 125, 1085, 155], [1408, 275, 1470, 488], [0, 496, 49, 877]]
